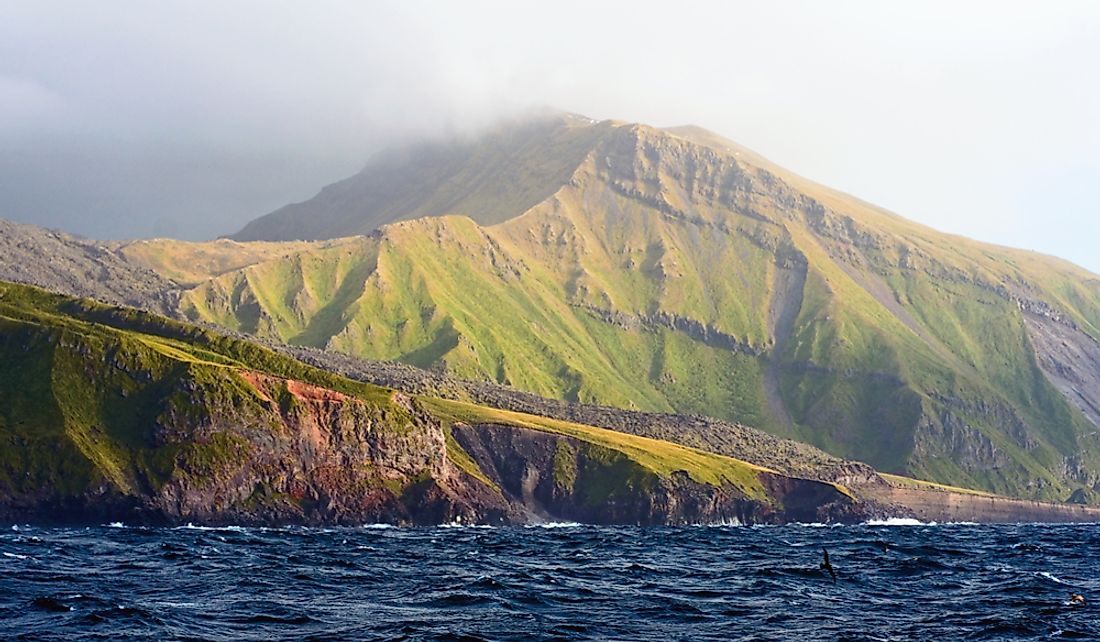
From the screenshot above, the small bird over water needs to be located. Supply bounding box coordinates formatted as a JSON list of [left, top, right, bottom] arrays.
[[820, 548, 837, 583]]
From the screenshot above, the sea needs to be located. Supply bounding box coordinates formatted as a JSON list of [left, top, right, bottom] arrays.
[[1, 520, 1097, 641]]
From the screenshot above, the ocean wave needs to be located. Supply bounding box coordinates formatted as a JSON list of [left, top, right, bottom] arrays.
[[438, 522, 494, 529], [525, 522, 583, 529], [864, 518, 929, 526], [173, 523, 251, 532]]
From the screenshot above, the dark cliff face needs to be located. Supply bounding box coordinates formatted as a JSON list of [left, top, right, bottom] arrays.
[[140, 373, 517, 526], [0, 367, 516, 526], [451, 423, 864, 525]]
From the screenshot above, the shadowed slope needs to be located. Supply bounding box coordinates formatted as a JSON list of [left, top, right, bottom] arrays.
[[232, 114, 609, 241]]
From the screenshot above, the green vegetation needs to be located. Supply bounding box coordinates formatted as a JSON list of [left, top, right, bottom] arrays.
[[164, 117, 1100, 502], [552, 440, 578, 492], [443, 425, 499, 491], [3, 279, 827, 521], [421, 397, 773, 499], [878, 473, 995, 497], [0, 280, 415, 504]]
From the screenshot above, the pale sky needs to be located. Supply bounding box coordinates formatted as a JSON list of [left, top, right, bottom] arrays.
[[2, 1, 1098, 273]]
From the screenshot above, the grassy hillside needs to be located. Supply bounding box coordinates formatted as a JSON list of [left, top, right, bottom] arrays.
[[152, 117, 1100, 502], [0, 280, 406, 506], [3, 280, 833, 524], [115, 237, 359, 287], [421, 397, 773, 499]]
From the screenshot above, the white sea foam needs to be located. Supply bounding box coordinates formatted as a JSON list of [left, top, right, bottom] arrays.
[[174, 523, 249, 532], [359, 524, 396, 530], [864, 518, 929, 526], [3, 552, 28, 560], [693, 518, 744, 527], [106, 522, 126, 528], [525, 522, 583, 529], [439, 522, 494, 529], [1038, 571, 1069, 585]]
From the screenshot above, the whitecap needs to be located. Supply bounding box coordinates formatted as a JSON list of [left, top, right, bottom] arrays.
[[439, 522, 493, 529], [174, 523, 248, 532], [106, 522, 126, 528], [864, 518, 930, 526], [3, 552, 28, 560], [1038, 571, 1070, 585], [692, 518, 743, 527], [359, 523, 396, 530], [525, 522, 583, 529]]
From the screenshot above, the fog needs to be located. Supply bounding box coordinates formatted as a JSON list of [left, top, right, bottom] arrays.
[[2, 1, 1098, 272]]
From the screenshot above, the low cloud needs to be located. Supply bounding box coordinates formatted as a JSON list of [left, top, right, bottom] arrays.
[[0, 1, 1097, 272]]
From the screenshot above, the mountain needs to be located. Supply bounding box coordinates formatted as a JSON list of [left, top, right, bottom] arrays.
[[0, 279, 884, 525], [169, 113, 1100, 504], [231, 115, 610, 242]]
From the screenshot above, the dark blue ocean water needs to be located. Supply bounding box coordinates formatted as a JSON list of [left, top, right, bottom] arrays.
[[1, 521, 1097, 641]]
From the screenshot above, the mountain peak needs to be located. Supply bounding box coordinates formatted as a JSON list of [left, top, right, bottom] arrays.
[[231, 113, 613, 242]]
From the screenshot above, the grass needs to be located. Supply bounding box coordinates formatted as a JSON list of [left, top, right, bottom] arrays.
[[7, 279, 861, 515], [421, 396, 776, 499], [0, 280, 426, 502], [443, 425, 499, 491], [879, 473, 995, 497]]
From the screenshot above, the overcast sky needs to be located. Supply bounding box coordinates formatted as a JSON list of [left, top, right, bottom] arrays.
[[2, 1, 1098, 273]]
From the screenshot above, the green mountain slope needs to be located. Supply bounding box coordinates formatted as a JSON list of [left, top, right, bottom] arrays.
[[172, 115, 1100, 503], [2, 280, 874, 525]]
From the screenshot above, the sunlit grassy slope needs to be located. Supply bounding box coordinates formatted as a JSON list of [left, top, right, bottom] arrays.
[[0, 280, 409, 500], [421, 396, 773, 499], [165, 116, 1100, 502], [117, 238, 359, 287], [1, 280, 801, 506]]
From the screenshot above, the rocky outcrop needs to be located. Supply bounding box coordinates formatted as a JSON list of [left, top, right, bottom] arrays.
[[451, 423, 865, 525], [575, 304, 761, 355], [274, 342, 882, 485], [0, 366, 518, 526], [0, 219, 181, 313], [1022, 308, 1100, 432], [140, 372, 516, 525]]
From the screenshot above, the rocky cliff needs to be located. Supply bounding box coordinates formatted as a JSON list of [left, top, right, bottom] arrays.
[[0, 281, 873, 525]]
